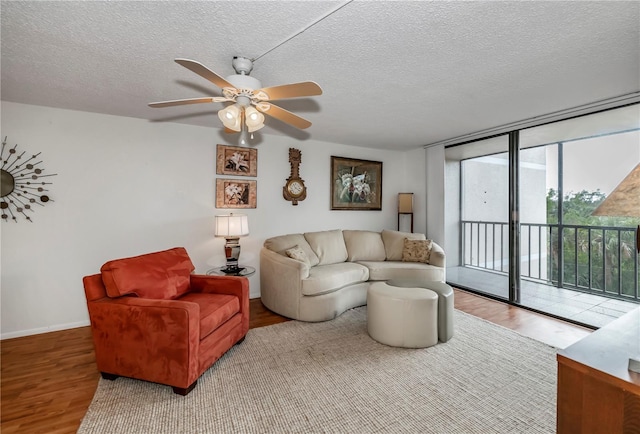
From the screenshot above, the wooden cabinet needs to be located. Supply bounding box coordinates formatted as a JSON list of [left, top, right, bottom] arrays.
[[557, 307, 640, 433]]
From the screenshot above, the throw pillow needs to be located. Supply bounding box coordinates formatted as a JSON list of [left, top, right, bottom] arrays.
[[402, 239, 433, 264], [285, 245, 311, 265]]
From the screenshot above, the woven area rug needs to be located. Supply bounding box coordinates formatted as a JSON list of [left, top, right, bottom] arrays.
[[78, 308, 557, 433]]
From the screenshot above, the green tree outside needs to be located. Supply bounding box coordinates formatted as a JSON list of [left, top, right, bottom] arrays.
[[545, 189, 639, 297]]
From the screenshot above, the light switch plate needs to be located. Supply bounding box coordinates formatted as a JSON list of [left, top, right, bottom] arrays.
[[629, 356, 640, 373]]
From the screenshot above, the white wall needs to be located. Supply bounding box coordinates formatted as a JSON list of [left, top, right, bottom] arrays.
[[0, 101, 427, 338], [426, 145, 445, 246]]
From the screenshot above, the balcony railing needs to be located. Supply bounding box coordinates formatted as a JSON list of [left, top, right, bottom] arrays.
[[461, 220, 639, 301]]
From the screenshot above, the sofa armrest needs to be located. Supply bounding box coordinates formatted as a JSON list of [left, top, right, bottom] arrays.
[[430, 242, 446, 269], [86, 296, 200, 388], [259, 247, 310, 319]]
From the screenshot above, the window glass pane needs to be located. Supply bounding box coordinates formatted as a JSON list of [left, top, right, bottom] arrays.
[[519, 104, 639, 327], [561, 131, 639, 226], [445, 135, 510, 299]]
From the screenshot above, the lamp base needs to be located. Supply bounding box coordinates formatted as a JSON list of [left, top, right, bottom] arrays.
[[224, 237, 243, 273]]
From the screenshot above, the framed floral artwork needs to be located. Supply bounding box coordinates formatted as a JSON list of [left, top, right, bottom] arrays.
[[330, 156, 382, 210], [216, 144, 257, 177], [216, 178, 257, 209]]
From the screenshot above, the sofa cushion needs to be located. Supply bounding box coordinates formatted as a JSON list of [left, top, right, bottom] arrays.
[[179, 292, 239, 339], [302, 262, 369, 296], [100, 247, 194, 299], [381, 229, 426, 261], [343, 230, 386, 262], [264, 234, 320, 266], [402, 239, 433, 264], [285, 245, 311, 265], [304, 230, 348, 265], [358, 260, 445, 282]]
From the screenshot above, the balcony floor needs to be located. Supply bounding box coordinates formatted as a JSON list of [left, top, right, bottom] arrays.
[[447, 266, 639, 328]]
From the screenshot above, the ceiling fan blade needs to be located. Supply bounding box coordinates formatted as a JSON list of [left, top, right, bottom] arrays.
[[256, 103, 312, 129], [148, 97, 216, 108], [257, 81, 323, 101], [174, 58, 236, 90], [224, 127, 239, 134]]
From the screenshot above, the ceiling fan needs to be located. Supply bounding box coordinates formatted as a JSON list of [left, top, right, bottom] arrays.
[[149, 57, 322, 136]]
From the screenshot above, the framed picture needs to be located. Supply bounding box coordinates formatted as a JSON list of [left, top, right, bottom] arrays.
[[331, 156, 382, 210], [216, 144, 257, 177], [216, 179, 257, 209]]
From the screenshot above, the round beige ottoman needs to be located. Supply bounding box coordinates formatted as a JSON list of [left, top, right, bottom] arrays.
[[367, 281, 438, 348]]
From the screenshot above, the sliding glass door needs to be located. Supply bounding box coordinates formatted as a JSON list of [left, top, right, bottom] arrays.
[[445, 135, 512, 300], [518, 106, 640, 326], [445, 104, 640, 327]]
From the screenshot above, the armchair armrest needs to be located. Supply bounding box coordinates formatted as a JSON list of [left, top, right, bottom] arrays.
[[86, 296, 200, 388], [189, 275, 250, 338]]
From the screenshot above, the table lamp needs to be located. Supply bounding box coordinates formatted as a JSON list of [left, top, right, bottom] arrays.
[[215, 213, 249, 273]]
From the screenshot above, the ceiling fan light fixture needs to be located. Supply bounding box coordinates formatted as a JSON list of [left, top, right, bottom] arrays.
[[218, 104, 242, 131], [151, 57, 322, 133], [245, 106, 265, 132]]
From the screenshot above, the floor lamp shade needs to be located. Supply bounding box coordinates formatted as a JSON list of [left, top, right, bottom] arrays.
[[398, 193, 414, 232], [398, 193, 414, 213]]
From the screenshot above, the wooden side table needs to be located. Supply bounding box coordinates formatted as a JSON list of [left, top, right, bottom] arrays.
[[556, 307, 640, 433]]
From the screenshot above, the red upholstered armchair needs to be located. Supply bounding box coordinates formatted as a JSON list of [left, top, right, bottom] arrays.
[[82, 247, 249, 395]]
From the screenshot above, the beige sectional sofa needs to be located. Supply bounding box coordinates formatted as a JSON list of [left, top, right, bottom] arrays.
[[260, 229, 446, 322]]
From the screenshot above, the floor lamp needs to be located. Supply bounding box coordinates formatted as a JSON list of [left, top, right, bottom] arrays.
[[398, 193, 414, 233]]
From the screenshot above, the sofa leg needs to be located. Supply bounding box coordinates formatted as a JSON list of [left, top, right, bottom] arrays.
[[235, 336, 246, 345], [100, 372, 119, 381], [173, 380, 197, 396]]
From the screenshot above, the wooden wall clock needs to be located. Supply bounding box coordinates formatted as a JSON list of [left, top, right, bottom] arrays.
[[283, 148, 307, 205]]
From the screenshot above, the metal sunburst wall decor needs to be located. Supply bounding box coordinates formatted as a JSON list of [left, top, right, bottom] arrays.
[[1, 136, 57, 222]]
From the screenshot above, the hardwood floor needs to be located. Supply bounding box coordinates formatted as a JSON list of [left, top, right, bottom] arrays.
[[1, 290, 591, 434]]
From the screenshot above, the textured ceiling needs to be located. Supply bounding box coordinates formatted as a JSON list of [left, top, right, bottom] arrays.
[[2, 1, 639, 151]]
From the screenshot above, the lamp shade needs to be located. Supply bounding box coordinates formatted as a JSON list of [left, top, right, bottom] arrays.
[[398, 193, 414, 213], [245, 106, 265, 132], [215, 213, 249, 237], [218, 105, 242, 131]]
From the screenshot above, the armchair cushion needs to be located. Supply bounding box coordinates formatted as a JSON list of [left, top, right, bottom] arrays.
[[179, 293, 239, 339], [100, 247, 195, 299]]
